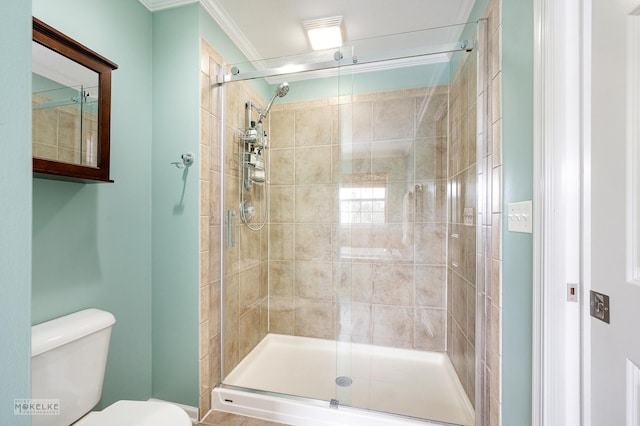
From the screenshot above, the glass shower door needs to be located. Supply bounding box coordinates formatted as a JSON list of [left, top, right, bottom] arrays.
[[220, 49, 346, 405], [331, 23, 481, 425], [217, 20, 486, 426]]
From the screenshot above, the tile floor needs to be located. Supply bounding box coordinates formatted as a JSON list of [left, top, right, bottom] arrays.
[[197, 410, 286, 426]]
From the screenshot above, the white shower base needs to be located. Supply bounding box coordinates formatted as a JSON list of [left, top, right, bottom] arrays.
[[212, 334, 474, 426]]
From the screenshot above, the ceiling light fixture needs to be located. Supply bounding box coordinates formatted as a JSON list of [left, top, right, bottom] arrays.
[[303, 16, 344, 51]]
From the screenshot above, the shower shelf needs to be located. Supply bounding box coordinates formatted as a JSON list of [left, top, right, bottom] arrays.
[[244, 154, 264, 170], [242, 137, 265, 146], [244, 162, 264, 171]]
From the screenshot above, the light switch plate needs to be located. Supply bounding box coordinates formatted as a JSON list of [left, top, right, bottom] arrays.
[[507, 200, 533, 233]]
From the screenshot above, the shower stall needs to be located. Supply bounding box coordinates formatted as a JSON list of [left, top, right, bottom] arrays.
[[211, 18, 490, 426]]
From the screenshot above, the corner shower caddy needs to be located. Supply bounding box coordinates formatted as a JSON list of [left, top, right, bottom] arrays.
[[239, 103, 267, 227]]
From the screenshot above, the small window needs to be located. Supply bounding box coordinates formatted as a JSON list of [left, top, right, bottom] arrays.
[[339, 173, 387, 224]]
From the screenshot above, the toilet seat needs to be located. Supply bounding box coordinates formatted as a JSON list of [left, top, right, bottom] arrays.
[[74, 400, 191, 426]]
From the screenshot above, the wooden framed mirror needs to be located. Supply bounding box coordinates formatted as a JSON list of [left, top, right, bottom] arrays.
[[32, 17, 118, 182]]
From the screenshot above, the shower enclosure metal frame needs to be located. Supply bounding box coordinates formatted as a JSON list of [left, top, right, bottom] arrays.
[[215, 19, 490, 425]]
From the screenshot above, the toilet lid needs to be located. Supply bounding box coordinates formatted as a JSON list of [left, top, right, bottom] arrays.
[[74, 400, 191, 426]]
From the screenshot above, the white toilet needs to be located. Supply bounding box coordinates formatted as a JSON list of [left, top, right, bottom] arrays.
[[31, 309, 192, 426]]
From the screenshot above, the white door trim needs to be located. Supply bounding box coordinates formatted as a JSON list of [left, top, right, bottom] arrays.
[[533, 0, 584, 425], [626, 9, 640, 287], [580, 1, 592, 425]]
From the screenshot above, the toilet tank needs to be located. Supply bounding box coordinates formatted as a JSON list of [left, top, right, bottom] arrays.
[[31, 309, 116, 426]]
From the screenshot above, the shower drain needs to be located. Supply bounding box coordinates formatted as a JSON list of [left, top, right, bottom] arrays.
[[335, 376, 353, 387]]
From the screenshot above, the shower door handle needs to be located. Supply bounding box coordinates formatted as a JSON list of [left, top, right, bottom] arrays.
[[226, 209, 236, 248]]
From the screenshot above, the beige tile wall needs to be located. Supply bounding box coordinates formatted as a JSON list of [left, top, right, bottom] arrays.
[[484, 0, 503, 424], [221, 78, 270, 376], [200, 40, 274, 420], [268, 86, 449, 351], [446, 1, 502, 421], [447, 48, 479, 405], [445, 1, 502, 421], [459, 1, 502, 424]]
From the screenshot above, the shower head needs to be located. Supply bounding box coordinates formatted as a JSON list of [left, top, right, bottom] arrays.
[[257, 82, 290, 123], [275, 82, 290, 98]]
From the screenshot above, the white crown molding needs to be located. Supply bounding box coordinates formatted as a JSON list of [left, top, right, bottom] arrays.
[[137, 0, 154, 10], [137, 0, 263, 64], [199, 0, 263, 63], [138, 0, 197, 12]]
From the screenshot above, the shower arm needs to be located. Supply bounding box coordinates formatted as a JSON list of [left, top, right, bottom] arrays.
[[246, 102, 261, 114], [252, 95, 277, 124], [245, 102, 269, 127], [247, 82, 289, 125], [252, 104, 268, 124]]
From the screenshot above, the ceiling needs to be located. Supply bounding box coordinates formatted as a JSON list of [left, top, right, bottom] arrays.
[[141, 0, 478, 65]]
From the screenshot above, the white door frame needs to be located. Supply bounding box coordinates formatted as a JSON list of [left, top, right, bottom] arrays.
[[580, 2, 592, 425], [532, 0, 586, 425]]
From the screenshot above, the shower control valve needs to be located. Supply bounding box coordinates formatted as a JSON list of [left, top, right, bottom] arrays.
[[240, 200, 256, 222]]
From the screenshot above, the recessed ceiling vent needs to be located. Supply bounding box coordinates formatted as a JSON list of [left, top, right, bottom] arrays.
[[303, 16, 344, 51]]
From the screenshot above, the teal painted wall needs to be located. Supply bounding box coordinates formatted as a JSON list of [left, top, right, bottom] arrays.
[[501, 0, 534, 424], [20, 1, 536, 420], [151, 4, 201, 406], [0, 1, 32, 423], [32, 0, 154, 408], [31, 0, 203, 409]]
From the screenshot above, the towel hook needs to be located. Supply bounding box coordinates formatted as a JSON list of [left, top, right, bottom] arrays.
[[171, 152, 195, 169]]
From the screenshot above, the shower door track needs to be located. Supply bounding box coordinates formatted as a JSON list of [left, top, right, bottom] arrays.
[[214, 40, 474, 84], [212, 384, 464, 426]]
